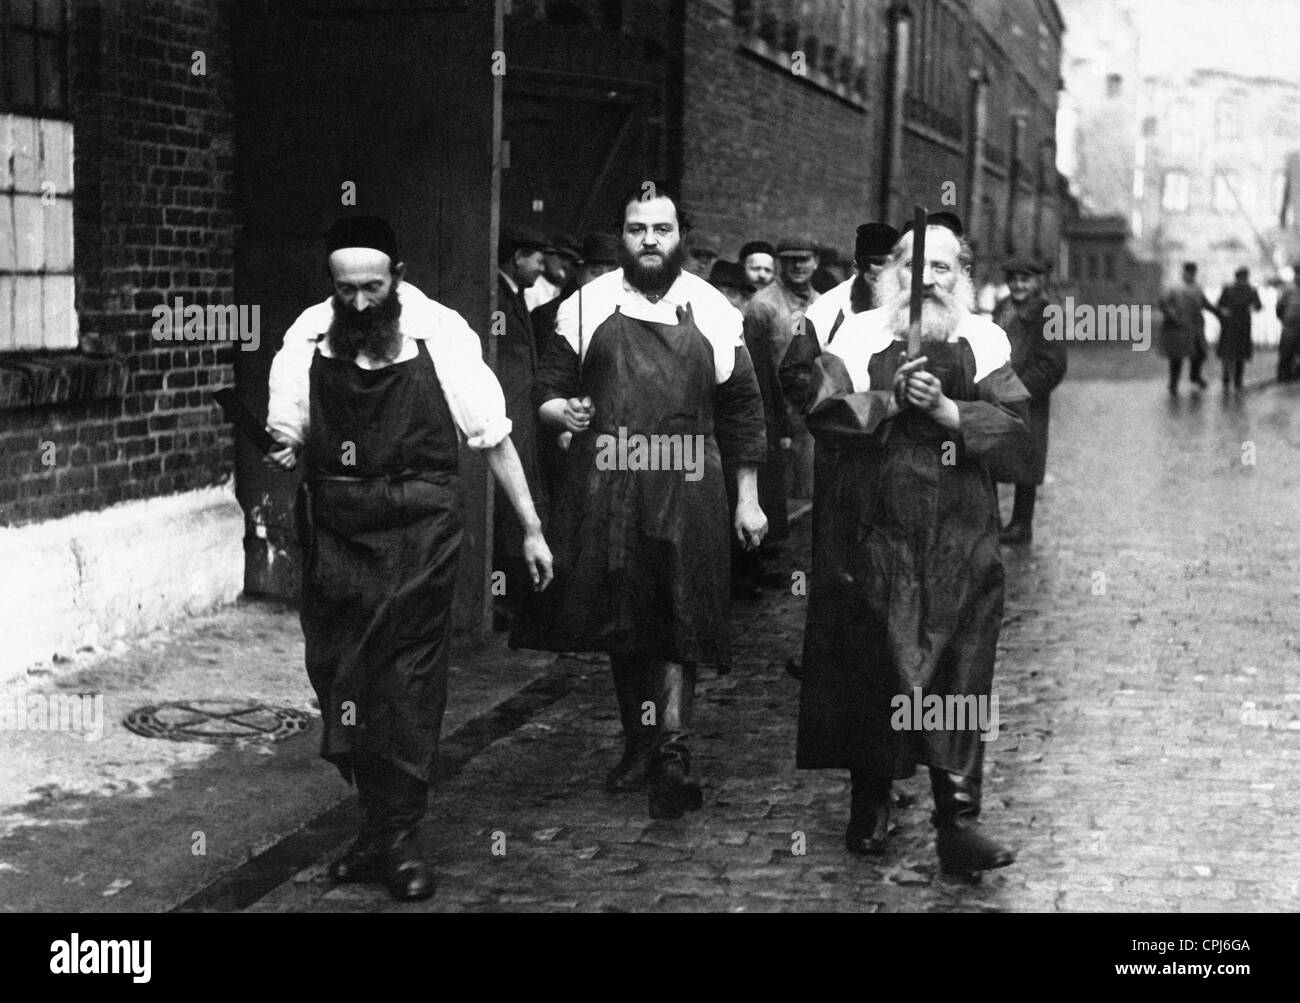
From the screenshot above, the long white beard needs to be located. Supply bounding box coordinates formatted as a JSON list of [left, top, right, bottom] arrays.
[[882, 268, 975, 343]]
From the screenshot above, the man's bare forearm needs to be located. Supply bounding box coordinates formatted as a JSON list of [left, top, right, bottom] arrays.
[[486, 436, 542, 533], [736, 465, 759, 506]]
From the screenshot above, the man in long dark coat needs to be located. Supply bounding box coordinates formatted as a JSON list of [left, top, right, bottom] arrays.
[[494, 225, 552, 626], [513, 186, 768, 820], [1159, 261, 1219, 395], [993, 257, 1067, 545], [1215, 267, 1261, 392], [788, 221, 1032, 876], [266, 217, 553, 900]]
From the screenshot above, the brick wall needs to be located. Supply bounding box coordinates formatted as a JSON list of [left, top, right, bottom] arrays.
[[679, 0, 885, 260], [0, 0, 236, 527]]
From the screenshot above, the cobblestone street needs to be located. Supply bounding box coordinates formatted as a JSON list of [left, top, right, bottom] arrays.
[[249, 362, 1300, 913]]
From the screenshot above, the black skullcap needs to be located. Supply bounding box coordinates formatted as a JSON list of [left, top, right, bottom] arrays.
[[739, 240, 776, 260], [855, 223, 901, 263], [326, 216, 399, 261], [899, 211, 964, 238]]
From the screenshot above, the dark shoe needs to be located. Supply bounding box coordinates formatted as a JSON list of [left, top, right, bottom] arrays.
[[604, 739, 652, 793], [647, 758, 703, 820], [930, 770, 1014, 877], [890, 787, 916, 809], [327, 831, 385, 883], [935, 821, 1015, 876], [384, 830, 435, 901], [999, 521, 1032, 545], [845, 806, 890, 855]]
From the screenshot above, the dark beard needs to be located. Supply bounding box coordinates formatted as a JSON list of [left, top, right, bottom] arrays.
[[619, 244, 685, 297], [850, 271, 877, 313], [327, 290, 403, 363]]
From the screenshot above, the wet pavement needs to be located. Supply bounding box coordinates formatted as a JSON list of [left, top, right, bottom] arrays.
[[5, 347, 1298, 912]]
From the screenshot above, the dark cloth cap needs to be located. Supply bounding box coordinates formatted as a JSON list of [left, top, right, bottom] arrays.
[[1183, 261, 1199, 272], [855, 222, 901, 262], [708, 260, 755, 292], [326, 216, 399, 261], [685, 230, 721, 255], [899, 211, 964, 238], [500, 224, 555, 256], [550, 232, 582, 260], [739, 240, 776, 260], [1002, 256, 1045, 276], [777, 234, 818, 256], [579, 231, 621, 265]]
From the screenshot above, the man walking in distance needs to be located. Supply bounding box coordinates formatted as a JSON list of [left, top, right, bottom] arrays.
[[1214, 267, 1261, 393], [265, 217, 553, 900], [1159, 261, 1219, 395], [791, 220, 1032, 876], [513, 185, 768, 819], [993, 257, 1066, 545], [1274, 264, 1300, 383]]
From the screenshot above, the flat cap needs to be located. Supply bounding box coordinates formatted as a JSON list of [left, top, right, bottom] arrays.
[[1002, 256, 1045, 276], [776, 234, 818, 256], [500, 224, 554, 255], [685, 230, 721, 255]]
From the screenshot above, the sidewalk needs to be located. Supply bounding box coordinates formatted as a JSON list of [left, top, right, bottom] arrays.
[[0, 600, 556, 912]]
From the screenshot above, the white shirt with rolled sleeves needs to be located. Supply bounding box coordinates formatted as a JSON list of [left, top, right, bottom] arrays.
[[825, 307, 1012, 391], [266, 282, 513, 451], [553, 268, 744, 383]]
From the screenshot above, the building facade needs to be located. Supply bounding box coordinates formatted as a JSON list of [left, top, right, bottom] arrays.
[[1059, 0, 1300, 296], [2, 0, 1067, 678]]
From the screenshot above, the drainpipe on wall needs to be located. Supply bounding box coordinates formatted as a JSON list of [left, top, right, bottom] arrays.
[[880, 2, 912, 223], [965, 67, 989, 255]]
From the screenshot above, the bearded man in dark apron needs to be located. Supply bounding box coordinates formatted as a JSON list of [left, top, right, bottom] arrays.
[[513, 187, 768, 820], [266, 217, 553, 900]]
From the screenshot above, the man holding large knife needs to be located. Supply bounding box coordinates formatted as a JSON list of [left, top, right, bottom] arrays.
[[263, 216, 552, 901], [791, 212, 1032, 877]]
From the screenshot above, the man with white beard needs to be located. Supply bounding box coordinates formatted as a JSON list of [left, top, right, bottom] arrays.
[[791, 221, 1033, 877]]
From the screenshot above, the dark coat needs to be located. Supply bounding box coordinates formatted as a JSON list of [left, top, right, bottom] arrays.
[[1158, 283, 1216, 360], [494, 275, 545, 575], [1215, 283, 1261, 361], [793, 340, 1033, 777], [993, 294, 1066, 485]]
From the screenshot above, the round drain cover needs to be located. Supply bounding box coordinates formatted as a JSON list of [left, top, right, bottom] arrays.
[[123, 699, 311, 744]]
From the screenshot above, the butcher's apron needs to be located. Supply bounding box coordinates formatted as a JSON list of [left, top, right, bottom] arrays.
[[511, 304, 730, 665], [297, 338, 461, 783]]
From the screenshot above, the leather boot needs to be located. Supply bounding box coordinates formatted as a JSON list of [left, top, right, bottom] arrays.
[[646, 661, 703, 820], [930, 768, 1014, 876], [605, 654, 653, 793], [328, 754, 387, 883], [379, 763, 436, 902], [845, 772, 891, 855]]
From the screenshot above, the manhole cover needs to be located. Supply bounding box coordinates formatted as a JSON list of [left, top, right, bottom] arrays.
[[123, 699, 311, 744]]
